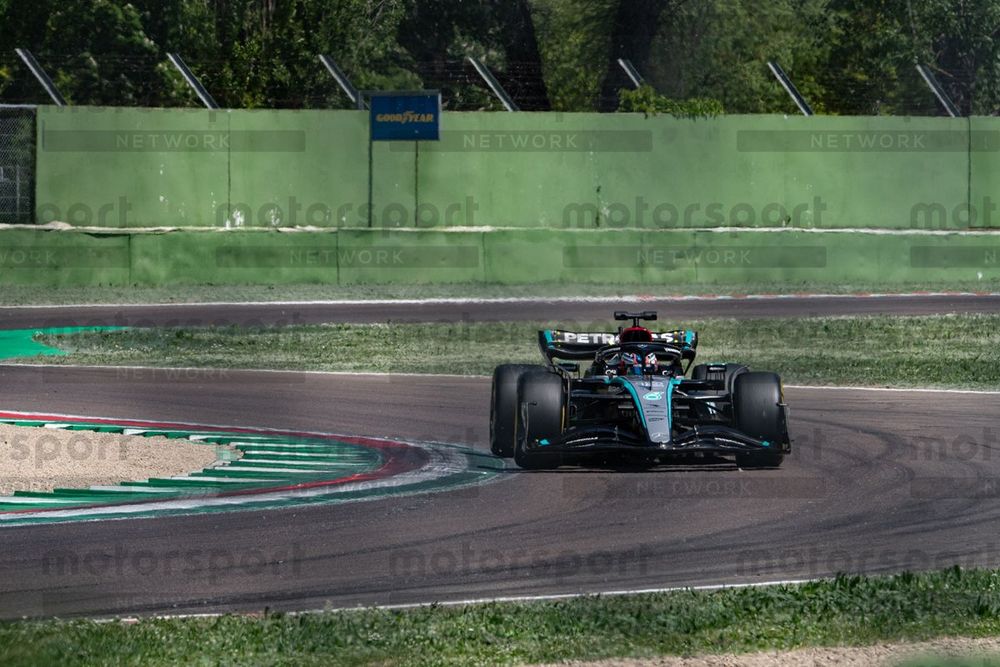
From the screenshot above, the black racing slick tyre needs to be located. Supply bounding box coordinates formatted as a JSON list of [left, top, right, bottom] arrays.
[[513, 371, 566, 470], [490, 364, 542, 458], [733, 372, 788, 469]]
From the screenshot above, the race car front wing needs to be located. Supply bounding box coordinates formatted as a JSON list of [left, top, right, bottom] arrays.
[[531, 424, 788, 456]]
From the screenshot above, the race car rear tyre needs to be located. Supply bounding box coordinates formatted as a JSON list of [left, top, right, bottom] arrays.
[[490, 364, 543, 458], [733, 372, 787, 469], [514, 371, 566, 470]]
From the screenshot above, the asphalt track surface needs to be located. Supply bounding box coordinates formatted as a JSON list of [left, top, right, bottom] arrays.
[[1, 296, 999, 619], [4, 292, 1000, 329]]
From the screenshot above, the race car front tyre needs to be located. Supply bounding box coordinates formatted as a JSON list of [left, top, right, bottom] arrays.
[[514, 370, 566, 470], [733, 371, 788, 469], [490, 364, 543, 458]]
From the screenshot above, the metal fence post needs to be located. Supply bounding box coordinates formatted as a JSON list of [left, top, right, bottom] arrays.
[[319, 55, 364, 109], [14, 49, 67, 106], [467, 57, 519, 112], [916, 64, 960, 117], [766, 60, 814, 116], [167, 53, 220, 109], [617, 59, 646, 89]]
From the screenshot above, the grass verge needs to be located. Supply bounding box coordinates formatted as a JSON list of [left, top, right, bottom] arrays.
[[27, 314, 1000, 389], [1, 279, 1000, 306], [3, 568, 1000, 666]]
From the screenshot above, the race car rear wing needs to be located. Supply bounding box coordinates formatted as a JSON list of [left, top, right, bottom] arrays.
[[539, 329, 698, 361]]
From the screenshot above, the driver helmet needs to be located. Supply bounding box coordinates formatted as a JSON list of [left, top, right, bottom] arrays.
[[620, 351, 643, 375], [644, 351, 659, 374], [619, 351, 660, 375]]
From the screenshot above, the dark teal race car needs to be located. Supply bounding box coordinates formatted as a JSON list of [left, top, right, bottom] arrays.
[[490, 311, 791, 470]]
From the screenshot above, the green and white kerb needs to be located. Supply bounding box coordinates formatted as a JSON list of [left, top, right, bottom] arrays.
[[0, 411, 502, 527]]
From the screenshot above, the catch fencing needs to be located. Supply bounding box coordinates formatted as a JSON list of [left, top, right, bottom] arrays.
[[0, 105, 35, 224]]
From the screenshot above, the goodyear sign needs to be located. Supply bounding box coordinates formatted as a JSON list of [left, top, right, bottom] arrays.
[[369, 92, 441, 141]]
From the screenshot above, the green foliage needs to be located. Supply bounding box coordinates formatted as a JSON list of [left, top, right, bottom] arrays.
[[2, 0, 1000, 113], [134, 0, 420, 108], [44, 0, 159, 106], [396, 0, 511, 110], [617, 84, 724, 117], [30, 313, 1000, 389], [5, 568, 1000, 665], [532, 0, 616, 110], [2, 279, 999, 307], [817, 0, 1000, 115], [643, 0, 833, 114], [907, 0, 1000, 115]]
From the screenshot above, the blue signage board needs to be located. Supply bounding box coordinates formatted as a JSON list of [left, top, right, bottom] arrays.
[[369, 92, 441, 141]]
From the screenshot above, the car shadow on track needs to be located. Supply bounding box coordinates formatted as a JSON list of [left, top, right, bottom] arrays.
[[495, 454, 777, 473]]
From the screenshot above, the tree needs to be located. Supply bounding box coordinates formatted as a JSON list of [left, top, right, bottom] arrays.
[[644, 0, 833, 114], [492, 0, 551, 110], [4, 0, 1000, 114], [597, 0, 671, 111], [129, 0, 215, 106], [532, 0, 616, 111], [0, 0, 58, 103], [820, 0, 1000, 116], [128, 0, 417, 109], [821, 0, 928, 115], [398, 0, 550, 110], [914, 0, 1000, 115]]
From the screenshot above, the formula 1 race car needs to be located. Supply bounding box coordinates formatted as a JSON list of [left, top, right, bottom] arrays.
[[490, 311, 790, 470]]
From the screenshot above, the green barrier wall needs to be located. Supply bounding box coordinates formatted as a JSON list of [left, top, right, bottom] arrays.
[[3, 228, 1000, 286], [227, 110, 369, 228], [968, 116, 1000, 230], [130, 231, 339, 285], [337, 229, 482, 283], [34, 107, 990, 231], [36, 107, 230, 227], [418, 114, 971, 231], [0, 229, 130, 286]]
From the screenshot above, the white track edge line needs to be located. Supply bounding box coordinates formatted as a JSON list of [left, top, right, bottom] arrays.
[[109, 577, 825, 622], [0, 362, 481, 379], [4, 291, 1000, 309], [784, 384, 1000, 395]]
